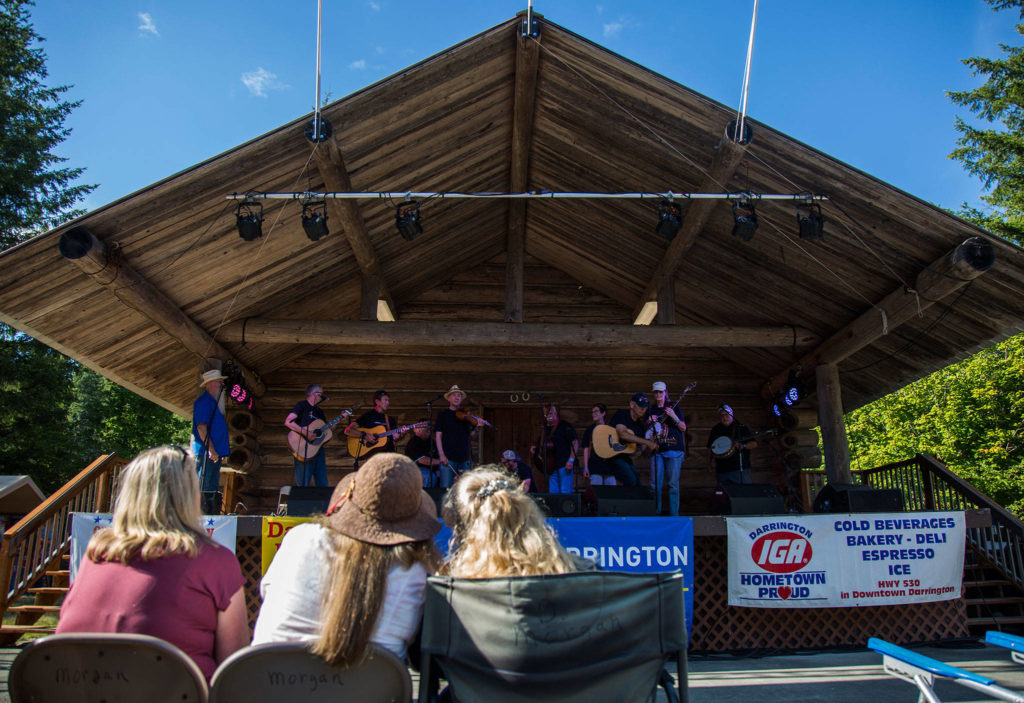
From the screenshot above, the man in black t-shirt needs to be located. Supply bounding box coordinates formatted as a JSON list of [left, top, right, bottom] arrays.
[[345, 390, 407, 466], [605, 393, 659, 487], [529, 403, 579, 494], [404, 421, 439, 487], [706, 403, 755, 484], [284, 383, 328, 487], [434, 385, 479, 488]]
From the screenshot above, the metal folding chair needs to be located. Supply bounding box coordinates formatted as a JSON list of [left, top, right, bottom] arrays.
[[988, 631, 1024, 666]]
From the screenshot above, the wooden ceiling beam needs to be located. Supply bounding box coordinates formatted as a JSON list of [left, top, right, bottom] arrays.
[[632, 136, 748, 322], [311, 136, 396, 318], [218, 318, 818, 348], [766, 236, 996, 395], [505, 14, 542, 322], [57, 227, 265, 396]]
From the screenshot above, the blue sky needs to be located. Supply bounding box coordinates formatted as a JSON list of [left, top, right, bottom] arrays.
[[30, 1, 1021, 214]]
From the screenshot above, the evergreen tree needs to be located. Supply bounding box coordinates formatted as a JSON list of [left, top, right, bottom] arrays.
[[0, 0, 95, 249], [949, 0, 1024, 245]]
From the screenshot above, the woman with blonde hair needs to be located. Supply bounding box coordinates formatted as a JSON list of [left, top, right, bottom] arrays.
[[57, 445, 249, 680], [253, 452, 442, 666], [442, 465, 585, 578]]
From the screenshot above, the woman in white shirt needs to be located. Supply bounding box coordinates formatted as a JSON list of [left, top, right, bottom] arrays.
[[253, 453, 441, 664]]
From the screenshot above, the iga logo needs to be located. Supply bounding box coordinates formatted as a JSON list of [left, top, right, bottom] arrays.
[[751, 531, 812, 573]]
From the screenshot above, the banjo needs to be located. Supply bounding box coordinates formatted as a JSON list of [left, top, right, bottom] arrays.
[[710, 429, 778, 458]]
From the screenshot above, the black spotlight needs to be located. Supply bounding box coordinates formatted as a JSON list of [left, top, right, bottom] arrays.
[[301, 201, 329, 241], [731, 199, 758, 241], [235, 199, 263, 241], [782, 369, 805, 407], [797, 201, 825, 240], [654, 199, 683, 241], [395, 200, 423, 241]]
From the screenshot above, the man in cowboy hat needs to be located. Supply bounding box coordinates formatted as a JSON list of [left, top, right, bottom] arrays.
[[192, 369, 230, 514], [433, 385, 479, 488]]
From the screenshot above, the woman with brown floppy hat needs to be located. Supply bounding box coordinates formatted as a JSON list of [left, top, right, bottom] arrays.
[[252, 453, 442, 665]]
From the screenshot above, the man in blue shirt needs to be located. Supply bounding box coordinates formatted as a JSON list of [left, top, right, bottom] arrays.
[[192, 369, 230, 514]]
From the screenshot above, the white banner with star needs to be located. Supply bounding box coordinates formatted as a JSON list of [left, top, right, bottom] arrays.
[[727, 512, 965, 608], [69, 513, 238, 582]]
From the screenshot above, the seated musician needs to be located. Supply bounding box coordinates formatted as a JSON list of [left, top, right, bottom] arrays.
[[499, 449, 533, 493], [434, 385, 480, 488], [529, 402, 578, 495], [706, 403, 755, 484], [345, 390, 408, 466], [606, 393, 658, 487], [284, 383, 328, 487], [405, 420, 440, 487]]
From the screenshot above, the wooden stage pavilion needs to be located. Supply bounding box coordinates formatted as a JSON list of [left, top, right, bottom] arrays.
[[2, 13, 1024, 651]]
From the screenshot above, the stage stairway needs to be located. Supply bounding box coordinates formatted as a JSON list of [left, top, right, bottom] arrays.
[[0, 454, 126, 644]]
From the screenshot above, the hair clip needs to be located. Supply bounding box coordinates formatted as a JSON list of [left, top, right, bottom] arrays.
[[477, 478, 514, 499]]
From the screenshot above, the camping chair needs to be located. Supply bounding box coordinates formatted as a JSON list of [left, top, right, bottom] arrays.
[[9, 632, 207, 703], [208, 642, 412, 703], [419, 570, 688, 703], [869, 637, 1024, 703], [988, 631, 1024, 666]]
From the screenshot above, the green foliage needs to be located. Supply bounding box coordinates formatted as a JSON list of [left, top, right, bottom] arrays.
[[948, 0, 1024, 246], [847, 333, 1024, 515], [0, 0, 94, 249]]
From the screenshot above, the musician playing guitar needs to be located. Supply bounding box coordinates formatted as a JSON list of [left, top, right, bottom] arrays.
[[605, 393, 659, 487], [344, 390, 408, 466], [284, 383, 330, 487], [529, 402, 578, 495], [706, 403, 756, 484], [648, 381, 687, 516]]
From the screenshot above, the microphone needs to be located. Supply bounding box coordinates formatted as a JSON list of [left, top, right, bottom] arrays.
[[421, 392, 445, 405], [320, 395, 330, 403]]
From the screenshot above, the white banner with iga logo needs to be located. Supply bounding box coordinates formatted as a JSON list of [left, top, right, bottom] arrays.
[[727, 512, 965, 608]]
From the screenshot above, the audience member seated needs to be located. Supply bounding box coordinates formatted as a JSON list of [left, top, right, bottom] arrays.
[[57, 445, 249, 680], [442, 465, 591, 578], [252, 452, 442, 665]]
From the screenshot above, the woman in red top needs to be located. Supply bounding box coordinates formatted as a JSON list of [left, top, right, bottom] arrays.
[[57, 445, 249, 680]]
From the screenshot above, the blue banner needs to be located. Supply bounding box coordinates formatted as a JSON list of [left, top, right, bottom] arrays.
[[435, 517, 694, 637]]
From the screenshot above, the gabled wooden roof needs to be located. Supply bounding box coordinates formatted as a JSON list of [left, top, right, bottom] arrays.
[[1, 13, 1022, 437]]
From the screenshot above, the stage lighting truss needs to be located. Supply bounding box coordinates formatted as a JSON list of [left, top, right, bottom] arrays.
[[654, 197, 683, 241], [796, 199, 825, 240], [301, 199, 330, 241], [731, 195, 759, 241], [235, 198, 264, 241], [395, 199, 423, 241]]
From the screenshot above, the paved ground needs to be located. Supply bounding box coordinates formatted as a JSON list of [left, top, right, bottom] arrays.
[[2, 640, 1023, 702]]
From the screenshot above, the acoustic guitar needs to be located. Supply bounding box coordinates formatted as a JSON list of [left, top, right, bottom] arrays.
[[346, 422, 429, 458], [591, 424, 638, 460], [288, 404, 360, 461]]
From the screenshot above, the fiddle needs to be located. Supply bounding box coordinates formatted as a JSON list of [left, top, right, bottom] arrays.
[[455, 408, 492, 428]]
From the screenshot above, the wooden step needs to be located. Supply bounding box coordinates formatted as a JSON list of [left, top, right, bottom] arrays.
[[966, 597, 1024, 606], [965, 579, 1014, 588], [26, 587, 68, 596], [0, 625, 56, 635], [5, 605, 61, 614], [45, 570, 69, 578], [968, 615, 1024, 626]]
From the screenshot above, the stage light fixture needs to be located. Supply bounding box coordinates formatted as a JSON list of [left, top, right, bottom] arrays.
[[796, 200, 825, 240], [235, 199, 263, 241], [654, 198, 682, 241], [782, 369, 805, 406], [731, 198, 758, 241], [301, 201, 329, 241], [395, 200, 423, 241]]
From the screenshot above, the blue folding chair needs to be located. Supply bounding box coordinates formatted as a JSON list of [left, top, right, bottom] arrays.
[[869, 637, 1024, 703], [988, 631, 1024, 667]]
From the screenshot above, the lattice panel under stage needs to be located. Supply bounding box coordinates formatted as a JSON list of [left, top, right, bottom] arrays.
[[235, 536, 263, 628], [690, 537, 968, 652]]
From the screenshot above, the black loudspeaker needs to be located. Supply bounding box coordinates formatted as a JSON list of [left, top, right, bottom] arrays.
[[424, 487, 448, 516], [287, 486, 334, 516], [813, 483, 904, 513], [593, 486, 655, 517], [532, 492, 582, 517], [713, 483, 785, 515]]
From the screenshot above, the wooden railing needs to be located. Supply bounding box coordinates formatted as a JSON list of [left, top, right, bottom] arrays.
[[0, 453, 126, 613], [802, 454, 1024, 591]]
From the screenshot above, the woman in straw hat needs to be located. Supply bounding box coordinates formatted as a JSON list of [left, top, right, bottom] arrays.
[[253, 453, 442, 665], [442, 465, 590, 579], [57, 445, 249, 680]]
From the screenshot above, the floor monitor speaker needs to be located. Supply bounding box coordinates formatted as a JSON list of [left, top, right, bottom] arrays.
[[714, 483, 785, 515], [287, 486, 334, 517], [813, 484, 904, 513], [593, 486, 655, 517], [532, 492, 582, 517]]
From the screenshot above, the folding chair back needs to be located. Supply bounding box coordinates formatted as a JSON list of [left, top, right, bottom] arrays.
[[420, 570, 687, 703], [208, 642, 412, 703], [9, 632, 207, 703]]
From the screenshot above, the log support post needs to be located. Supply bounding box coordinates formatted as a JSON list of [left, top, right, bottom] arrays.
[[816, 363, 852, 485]]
